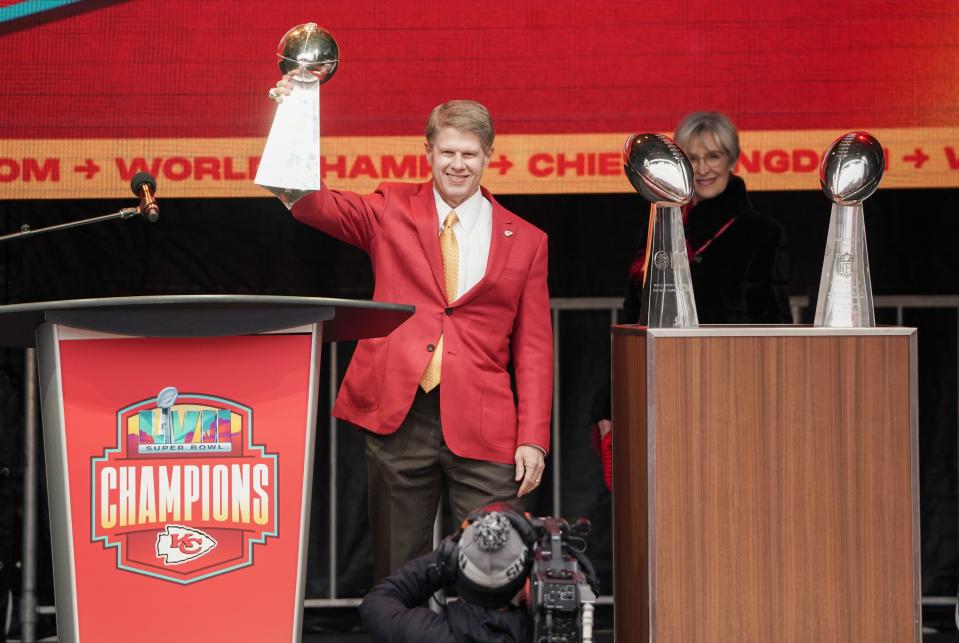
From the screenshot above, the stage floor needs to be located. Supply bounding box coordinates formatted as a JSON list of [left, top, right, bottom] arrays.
[[310, 631, 959, 642], [299, 633, 957, 643], [10, 630, 958, 642], [10, 605, 958, 642]]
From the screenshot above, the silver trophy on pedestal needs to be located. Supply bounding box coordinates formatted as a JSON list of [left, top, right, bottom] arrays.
[[255, 23, 339, 208], [623, 133, 698, 328], [814, 132, 884, 327]]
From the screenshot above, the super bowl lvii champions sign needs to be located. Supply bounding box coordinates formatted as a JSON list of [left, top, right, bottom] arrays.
[[92, 388, 278, 583]]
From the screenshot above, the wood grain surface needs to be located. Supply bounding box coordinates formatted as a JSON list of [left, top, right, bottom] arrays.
[[612, 328, 919, 643]]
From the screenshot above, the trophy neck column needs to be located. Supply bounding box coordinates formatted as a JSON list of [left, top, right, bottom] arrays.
[[254, 75, 322, 208], [639, 203, 699, 328], [814, 202, 875, 327]]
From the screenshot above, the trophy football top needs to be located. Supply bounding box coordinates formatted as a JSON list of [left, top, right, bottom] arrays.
[[623, 133, 695, 206], [820, 131, 884, 205], [276, 22, 339, 84]]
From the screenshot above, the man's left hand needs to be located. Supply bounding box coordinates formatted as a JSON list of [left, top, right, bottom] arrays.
[[514, 445, 546, 497]]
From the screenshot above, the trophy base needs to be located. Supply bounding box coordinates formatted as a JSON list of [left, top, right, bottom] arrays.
[[258, 185, 315, 209]]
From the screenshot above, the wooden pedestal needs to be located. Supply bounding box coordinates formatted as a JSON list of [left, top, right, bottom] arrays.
[[611, 327, 920, 642]]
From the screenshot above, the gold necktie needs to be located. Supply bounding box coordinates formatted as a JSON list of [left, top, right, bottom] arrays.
[[419, 211, 459, 392]]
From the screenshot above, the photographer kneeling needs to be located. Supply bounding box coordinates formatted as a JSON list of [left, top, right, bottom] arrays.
[[359, 504, 534, 642]]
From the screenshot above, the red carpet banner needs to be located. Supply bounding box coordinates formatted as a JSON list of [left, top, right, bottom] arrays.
[[1, 0, 957, 198]]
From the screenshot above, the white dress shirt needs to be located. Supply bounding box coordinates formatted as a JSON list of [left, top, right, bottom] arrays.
[[432, 186, 545, 458], [433, 187, 492, 300]]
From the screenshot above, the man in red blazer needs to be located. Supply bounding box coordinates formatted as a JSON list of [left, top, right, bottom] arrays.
[[273, 87, 552, 581]]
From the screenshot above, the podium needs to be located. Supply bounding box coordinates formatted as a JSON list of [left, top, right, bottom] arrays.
[[611, 326, 920, 643], [0, 296, 412, 643]]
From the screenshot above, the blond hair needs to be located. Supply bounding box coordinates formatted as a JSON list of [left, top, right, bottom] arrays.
[[674, 111, 740, 168], [425, 100, 495, 153]]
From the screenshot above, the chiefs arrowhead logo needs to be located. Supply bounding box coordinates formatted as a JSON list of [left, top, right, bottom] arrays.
[[156, 525, 217, 565]]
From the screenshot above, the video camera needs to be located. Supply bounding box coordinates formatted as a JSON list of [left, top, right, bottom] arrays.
[[527, 516, 600, 643]]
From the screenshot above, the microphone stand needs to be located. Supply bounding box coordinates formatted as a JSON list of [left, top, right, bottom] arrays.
[[8, 199, 151, 643], [0, 206, 147, 243]]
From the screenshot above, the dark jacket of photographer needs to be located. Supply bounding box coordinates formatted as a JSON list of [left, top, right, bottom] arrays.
[[359, 548, 529, 643]]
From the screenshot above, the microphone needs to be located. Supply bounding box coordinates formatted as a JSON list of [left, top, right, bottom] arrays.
[[130, 172, 160, 222]]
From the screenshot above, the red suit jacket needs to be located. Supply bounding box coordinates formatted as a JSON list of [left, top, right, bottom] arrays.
[[292, 180, 553, 464]]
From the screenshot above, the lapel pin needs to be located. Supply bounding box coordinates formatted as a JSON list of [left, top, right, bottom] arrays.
[[504, 230, 513, 237]]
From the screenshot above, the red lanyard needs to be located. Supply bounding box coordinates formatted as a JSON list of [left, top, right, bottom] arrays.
[[638, 208, 739, 281], [683, 203, 738, 261]]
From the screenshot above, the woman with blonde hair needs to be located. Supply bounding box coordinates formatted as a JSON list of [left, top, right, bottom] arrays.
[[591, 112, 790, 489]]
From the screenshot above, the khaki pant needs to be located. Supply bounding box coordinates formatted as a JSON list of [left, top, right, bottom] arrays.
[[365, 386, 524, 582]]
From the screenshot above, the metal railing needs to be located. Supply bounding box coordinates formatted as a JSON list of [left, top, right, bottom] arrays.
[[20, 295, 959, 632], [304, 294, 959, 610]]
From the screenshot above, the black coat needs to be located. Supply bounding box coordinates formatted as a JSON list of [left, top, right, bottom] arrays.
[[359, 548, 529, 643], [592, 175, 790, 422], [622, 174, 790, 325]]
